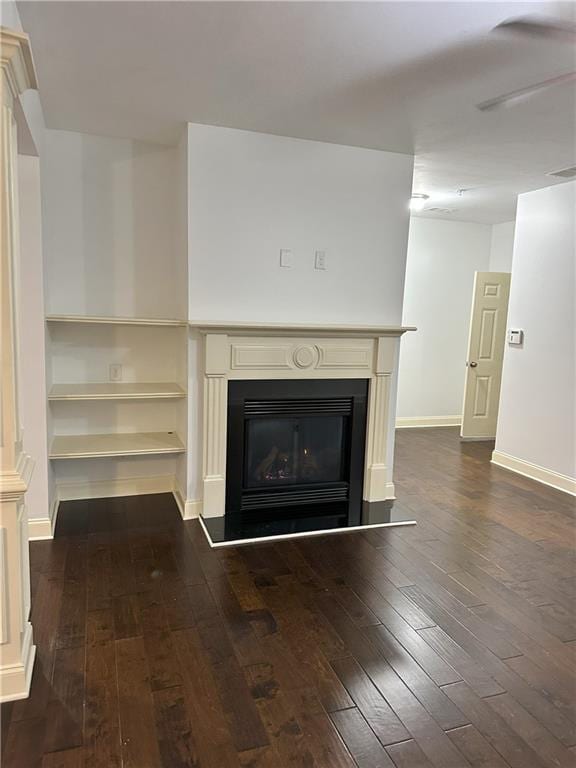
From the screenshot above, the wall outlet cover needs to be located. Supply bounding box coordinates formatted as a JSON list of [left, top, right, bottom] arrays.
[[315, 250, 327, 270], [109, 363, 123, 381]]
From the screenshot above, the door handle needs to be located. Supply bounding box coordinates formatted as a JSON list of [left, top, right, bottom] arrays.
[[468, 361, 478, 368]]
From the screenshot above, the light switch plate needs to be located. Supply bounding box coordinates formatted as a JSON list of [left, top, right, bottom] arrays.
[[109, 363, 123, 381], [315, 250, 327, 270], [280, 249, 293, 268], [508, 329, 524, 345]]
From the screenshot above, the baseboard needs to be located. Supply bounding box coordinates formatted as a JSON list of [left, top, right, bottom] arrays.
[[183, 500, 202, 520], [0, 623, 36, 702], [491, 451, 576, 496], [396, 416, 462, 429], [28, 516, 53, 540], [172, 488, 185, 518], [57, 474, 175, 502], [28, 496, 59, 541]]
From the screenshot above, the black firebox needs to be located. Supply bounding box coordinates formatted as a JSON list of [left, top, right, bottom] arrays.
[[226, 379, 368, 525]]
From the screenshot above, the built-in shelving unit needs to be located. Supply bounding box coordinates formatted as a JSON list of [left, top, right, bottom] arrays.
[[49, 382, 186, 400], [46, 314, 188, 508], [50, 431, 185, 460]]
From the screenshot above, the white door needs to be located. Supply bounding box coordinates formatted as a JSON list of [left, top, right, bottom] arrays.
[[461, 272, 511, 440]]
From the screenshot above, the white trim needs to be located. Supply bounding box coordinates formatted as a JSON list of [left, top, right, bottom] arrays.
[[28, 516, 53, 541], [0, 622, 36, 702], [383, 482, 396, 499], [199, 513, 416, 549], [57, 474, 176, 502], [28, 495, 58, 541], [190, 319, 416, 338], [173, 492, 202, 520], [183, 500, 202, 520], [491, 451, 576, 496], [396, 416, 462, 429], [172, 489, 185, 518]]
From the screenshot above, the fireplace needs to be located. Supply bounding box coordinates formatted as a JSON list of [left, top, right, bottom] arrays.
[[226, 379, 368, 524], [192, 321, 417, 545]]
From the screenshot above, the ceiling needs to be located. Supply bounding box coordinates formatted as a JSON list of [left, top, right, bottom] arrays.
[[18, 0, 576, 223]]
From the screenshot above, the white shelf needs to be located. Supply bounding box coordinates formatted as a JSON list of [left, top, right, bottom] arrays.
[[46, 314, 187, 327], [49, 431, 185, 460], [48, 382, 186, 401]]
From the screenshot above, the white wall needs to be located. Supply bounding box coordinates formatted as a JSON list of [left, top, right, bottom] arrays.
[[187, 124, 413, 325], [397, 217, 492, 423], [43, 130, 187, 319], [186, 123, 414, 502], [0, 0, 22, 29], [494, 182, 575, 488], [489, 220, 515, 272]]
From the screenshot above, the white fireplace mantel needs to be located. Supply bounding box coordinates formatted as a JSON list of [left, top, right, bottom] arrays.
[[190, 320, 416, 337], [190, 320, 416, 518]]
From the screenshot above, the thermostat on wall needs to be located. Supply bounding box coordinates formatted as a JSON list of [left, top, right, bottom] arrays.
[[508, 329, 524, 345]]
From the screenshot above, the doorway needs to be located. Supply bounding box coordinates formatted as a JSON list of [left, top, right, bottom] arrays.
[[461, 271, 511, 440]]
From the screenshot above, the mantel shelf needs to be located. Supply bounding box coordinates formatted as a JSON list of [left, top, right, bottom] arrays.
[[189, 319, 416, 338], [48, 383, 186, 401], [49, 432, 185, 460], [46, 314, 187, 327]]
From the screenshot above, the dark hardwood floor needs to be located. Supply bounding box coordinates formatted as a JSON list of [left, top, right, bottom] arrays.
[[2, 427, 575, 767]]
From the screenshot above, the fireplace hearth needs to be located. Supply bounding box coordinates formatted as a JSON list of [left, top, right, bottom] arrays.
[[226, 379, 368, 523]]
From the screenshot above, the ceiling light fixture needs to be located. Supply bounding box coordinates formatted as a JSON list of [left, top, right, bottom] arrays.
[[409, 193, 429, 212]]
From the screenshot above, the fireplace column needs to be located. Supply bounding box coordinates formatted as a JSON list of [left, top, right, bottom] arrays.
[[364, 336, 396, 501], [202, 334, 228, 518]]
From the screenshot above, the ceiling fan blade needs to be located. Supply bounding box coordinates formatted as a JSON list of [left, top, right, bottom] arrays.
[[494, 15, 576, 42], [476, 71, 576, 112]]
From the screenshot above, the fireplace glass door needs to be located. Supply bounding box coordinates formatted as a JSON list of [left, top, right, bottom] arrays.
[[245, 416, 345, 488], [227, 379, 368, 523]]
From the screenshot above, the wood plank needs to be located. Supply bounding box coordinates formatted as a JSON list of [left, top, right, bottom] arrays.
[[367, 618, 461, 686], [55, 539, 87, 650], [152, 686, 198, 768], [115, 637, 162, 768], [188, 583, 269, 752], [42, 748, 84, 768], [417, 626, 504, 698], [330, 655, 410, 746], [43, 646, 85, 754], [315, 594, 473, 768], [112, 594, 141, 639], [385, 739, 435, 768], [442, 684, 548, 768], [446, 724, 510, 768], [330, 707, 396, 768], [244, 663, 315, 768], [84, 612, 122, 768], [404, 586, 576, 746], [172, 627, 240, 768], [138, 592, 183, 691], [487, 692, 576, 768], [364, 624, 468, 730], [2, 717, 45, 768]]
